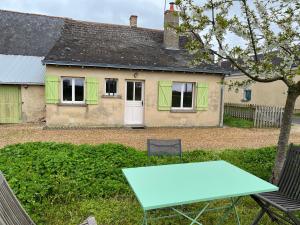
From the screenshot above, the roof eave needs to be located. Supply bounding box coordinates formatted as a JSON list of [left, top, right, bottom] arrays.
[[0, 81, 44, 85], [43, 60, 227, 75]]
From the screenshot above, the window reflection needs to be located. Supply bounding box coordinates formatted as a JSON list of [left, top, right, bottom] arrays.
[[127, 82, 134, 101]]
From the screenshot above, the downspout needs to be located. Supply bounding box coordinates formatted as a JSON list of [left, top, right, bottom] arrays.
[[219, 75, 225, 127]]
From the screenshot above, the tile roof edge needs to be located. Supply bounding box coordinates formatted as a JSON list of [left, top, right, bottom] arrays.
[[64, 18, 164, 32], [0, 9, 164, 32], [43, 60, 227, 75], [0, 9, 69, 20]]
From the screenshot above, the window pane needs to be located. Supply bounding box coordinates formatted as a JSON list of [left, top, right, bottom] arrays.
[[183, 83, 193, 108], [75, 78, 84, 101], [135, 82, 142, 101], [63, 78, 72, 101], [245, 90, 251, 101], [106, 79, 117, 95], [172, 83, 182, 107], [127, 82, 134, 100]]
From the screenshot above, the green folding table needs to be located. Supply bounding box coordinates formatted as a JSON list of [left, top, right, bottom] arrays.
[[122, 160, 278, 225]]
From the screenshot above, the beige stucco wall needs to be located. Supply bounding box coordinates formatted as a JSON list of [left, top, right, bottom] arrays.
[[224, 75, 300, 109], [46, 66, 223, 128], [21, 85, 45, 122]]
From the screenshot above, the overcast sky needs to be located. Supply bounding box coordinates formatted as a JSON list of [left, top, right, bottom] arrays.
[[0, 0, 168, 29]]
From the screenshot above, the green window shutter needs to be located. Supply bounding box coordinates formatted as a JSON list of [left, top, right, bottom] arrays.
[[158, 81, 172, 111], [196, 82, 209, 111], [86, 77, 99, 105], [45, 75, 60, 104]]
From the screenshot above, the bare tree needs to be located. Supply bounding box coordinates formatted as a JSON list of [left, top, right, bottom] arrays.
[[175, 0, 300, 183]]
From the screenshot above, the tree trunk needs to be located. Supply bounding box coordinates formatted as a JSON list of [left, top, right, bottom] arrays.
[[272, 88, 299, 184]]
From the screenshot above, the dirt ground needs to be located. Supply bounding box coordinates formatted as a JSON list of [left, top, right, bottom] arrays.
[[1, 124, 300, 150]]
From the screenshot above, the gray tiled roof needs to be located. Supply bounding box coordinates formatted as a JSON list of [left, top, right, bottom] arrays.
[[44, 19, 225, 74], [0, 9, 224, 74], [0, 10, 65, 56]]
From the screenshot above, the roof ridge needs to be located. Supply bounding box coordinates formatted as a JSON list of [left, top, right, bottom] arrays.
[[66, 18, 164, 32], [0, 9, 163, 32], [0, 9, 69, 20]]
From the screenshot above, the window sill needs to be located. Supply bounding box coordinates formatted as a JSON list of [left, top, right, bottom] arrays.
[[101, 95, 122, 99], [170, 109, 197, 113], [58, 103, 87, 107], [241, 99, 251, 102]]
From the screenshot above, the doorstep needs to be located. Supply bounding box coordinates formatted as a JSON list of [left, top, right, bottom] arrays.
[[124, 124, 145, 129]]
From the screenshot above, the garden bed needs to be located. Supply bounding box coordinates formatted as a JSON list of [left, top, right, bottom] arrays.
[[0, 142, 277, 224]]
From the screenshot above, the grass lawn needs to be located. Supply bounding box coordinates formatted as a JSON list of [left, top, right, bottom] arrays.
[[0, 142, 277, 225], [224, 115, 254, 128]]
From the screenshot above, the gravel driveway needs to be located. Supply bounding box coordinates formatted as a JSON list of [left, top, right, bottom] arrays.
[[1, 124, 300, 150]]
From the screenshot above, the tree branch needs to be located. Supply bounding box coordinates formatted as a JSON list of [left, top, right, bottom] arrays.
[[241, 0, 259, 63], [190, 30, 226, 60], [190, 30, 283, 83]]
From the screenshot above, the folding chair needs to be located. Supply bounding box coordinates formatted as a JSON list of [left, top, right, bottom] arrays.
[[0, 172, 97, 225], [147, 139, 182, 161], [251, 144, 300, 225]]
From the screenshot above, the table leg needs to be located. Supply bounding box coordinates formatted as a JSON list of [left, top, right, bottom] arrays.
[[142, 211, 148, 225], [189, 203, 210, 225], [231, 198, 241, 225], [171, 203, 210, 225], [141, 197, 242, 225], [217, 197, 241, 225]]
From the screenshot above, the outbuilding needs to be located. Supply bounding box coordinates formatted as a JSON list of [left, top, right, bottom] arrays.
[[0, 10, 64, 123]]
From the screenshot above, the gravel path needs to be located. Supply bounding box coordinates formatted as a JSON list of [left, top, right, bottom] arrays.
[[1, 124, 300, 150]]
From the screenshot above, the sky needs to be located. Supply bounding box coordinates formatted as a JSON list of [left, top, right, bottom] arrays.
[[0, 0, 168, 29], [0, 0, 280, 49]]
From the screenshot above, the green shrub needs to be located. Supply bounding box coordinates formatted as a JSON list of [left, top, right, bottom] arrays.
[[224, 115, 254, 128], [0, 143, 147, 222], [0, 142, 276, 224], [218, 147, 276, 180]]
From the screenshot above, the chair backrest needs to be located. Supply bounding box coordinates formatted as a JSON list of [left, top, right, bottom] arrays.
[[0, 172, 35, 225], [278, 144, 300, 200], [147, 139, 182, 158]]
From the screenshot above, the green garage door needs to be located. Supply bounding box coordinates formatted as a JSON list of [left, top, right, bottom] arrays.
[[0, 85, 21, 123]]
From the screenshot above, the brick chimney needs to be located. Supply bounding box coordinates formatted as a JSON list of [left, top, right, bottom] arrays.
[[130, 15, 137, 27], [164, 2, 179, 50]]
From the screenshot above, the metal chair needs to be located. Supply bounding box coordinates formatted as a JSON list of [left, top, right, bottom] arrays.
[[147, 139, 182, 160], [0, 172, 97, 225], [251, 143, 300, 225]]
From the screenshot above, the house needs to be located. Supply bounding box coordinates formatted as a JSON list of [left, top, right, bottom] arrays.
[[0, 10, 64, 123], [224, 67, 300, 111], [0, 4, 226, 127]]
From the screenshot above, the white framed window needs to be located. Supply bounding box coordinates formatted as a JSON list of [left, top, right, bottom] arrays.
[[105, 78, 118, 96], [61, 77, 85, 104], [171, 82, 194, 109]]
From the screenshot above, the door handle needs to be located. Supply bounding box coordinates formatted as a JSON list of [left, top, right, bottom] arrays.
[[142, 100, 144, 107]]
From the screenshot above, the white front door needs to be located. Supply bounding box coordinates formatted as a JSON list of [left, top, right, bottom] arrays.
[[124, 81, 144, 126]]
